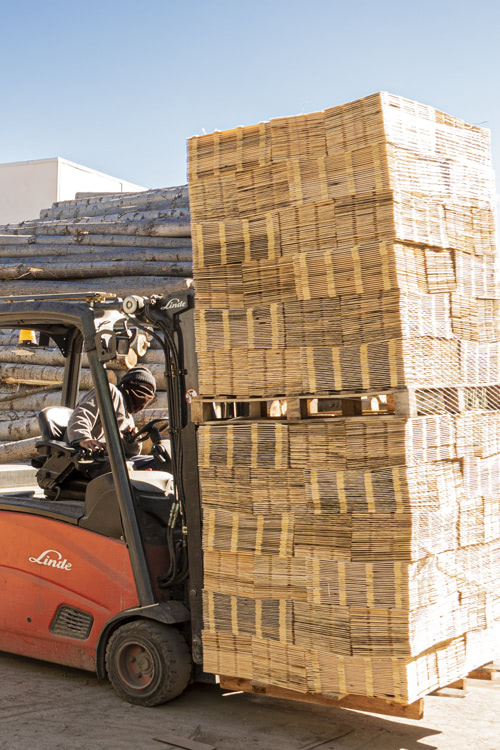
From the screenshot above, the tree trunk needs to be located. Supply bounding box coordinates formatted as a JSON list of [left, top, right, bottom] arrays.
[[0, 333, 22, 346], [0, 364, 116, 388], [41, 198, 190, 220], [21, 206, 189, 225], [0, 388, 62, 411], [19, 234, 192, 248], [0, 348, 64, 367], [0, 234, 33, 245], [0, 437, 39, 462], [31, 219, 192, 237], [0, 246, 193, 262], [0, 276, 189, 296], [134, 408, 169, 428], [142, 350, 164, 364], [0, 260, 192, 280], [0, 346, 137, 371], [62, 185, 189, 211], [0, 416, 39, 441], [0, 410, 37, 421]]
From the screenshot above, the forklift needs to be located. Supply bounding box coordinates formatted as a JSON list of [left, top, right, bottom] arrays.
[[0, 289, 204, 706]]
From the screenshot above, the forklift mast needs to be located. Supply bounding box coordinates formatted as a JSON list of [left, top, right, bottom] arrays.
[[127, 290, 204, 662]]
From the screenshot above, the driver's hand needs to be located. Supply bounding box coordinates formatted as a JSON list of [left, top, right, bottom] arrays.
[[79, 438, 105, 452], [122, 426, 138, 443]]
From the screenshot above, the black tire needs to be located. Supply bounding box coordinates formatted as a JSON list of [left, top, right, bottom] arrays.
[[105, 620, 192, 707]]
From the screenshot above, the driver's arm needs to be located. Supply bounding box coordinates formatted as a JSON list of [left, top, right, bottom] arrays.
[[66, 390, 102, 449]]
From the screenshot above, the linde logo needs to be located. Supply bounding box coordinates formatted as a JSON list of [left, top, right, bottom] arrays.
[[161, 298, 187, 310], [28, 549, 72, 571]]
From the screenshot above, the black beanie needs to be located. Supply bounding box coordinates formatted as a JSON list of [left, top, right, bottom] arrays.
[[118, 366, 156, 393]]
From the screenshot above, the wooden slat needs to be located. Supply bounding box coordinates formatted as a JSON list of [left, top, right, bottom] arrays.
[[467, 662, 500, 681], [219, 676, 425, 720]]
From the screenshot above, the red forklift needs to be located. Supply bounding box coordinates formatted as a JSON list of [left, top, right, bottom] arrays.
[[0, 289, 205, 706]]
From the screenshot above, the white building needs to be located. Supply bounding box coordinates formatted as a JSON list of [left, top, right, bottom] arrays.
[[0, 157, 146, 225]]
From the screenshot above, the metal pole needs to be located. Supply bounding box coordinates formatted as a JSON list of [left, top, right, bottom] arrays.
[[86, 348, 155, 607]]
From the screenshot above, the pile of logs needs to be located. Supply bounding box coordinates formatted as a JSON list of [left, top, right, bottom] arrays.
[[0, 186, 192, 463]]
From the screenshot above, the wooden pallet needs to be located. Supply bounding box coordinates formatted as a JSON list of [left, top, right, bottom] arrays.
[[190, 384, 496, 424], [219, 676, 425, 720], [430, 678, 469, 698], [467, 662, 500, 681]]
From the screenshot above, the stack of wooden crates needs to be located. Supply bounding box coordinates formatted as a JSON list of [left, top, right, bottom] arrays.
[[187, 92, 500, 706]]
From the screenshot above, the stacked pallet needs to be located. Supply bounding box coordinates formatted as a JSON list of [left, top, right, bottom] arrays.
[[188, 92, 500, 706], [0, 186, 191, 461]]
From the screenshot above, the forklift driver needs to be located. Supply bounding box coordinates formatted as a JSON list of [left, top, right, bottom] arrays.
[[66, 365, 157, 478]]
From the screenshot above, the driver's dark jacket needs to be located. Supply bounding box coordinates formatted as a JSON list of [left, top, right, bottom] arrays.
[[66, 383, 141, 458]]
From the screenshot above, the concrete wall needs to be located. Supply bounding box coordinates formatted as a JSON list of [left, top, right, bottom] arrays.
[[0, 158, 146, 225], [0, 159, 58, 224]]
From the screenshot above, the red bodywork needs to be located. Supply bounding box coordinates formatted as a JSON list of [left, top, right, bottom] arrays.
[[0, 511, 139, 671]]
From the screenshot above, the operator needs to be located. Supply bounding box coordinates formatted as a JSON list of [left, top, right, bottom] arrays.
[[66, 365, 157, 476]]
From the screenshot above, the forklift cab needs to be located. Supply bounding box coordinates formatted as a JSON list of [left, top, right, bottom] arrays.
[[0, 290, 203, 706]]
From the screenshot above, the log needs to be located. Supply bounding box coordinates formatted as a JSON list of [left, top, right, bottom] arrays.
[[29, 219, 191, 237], [0, 246, 193, 262], [0, 364, 116, 388], [0, 410, 37, 422], [0, 260, 192, 281], [0, 276, 189, 296], [0, 333, 22, 346], [0, 387, 62, 411], [0, 348, 65, 367], [0, 219, 192, 238], [134, 408, 169, 428], [75, 191, 139, 199], [0, 416, 39, 441], [30, 234, 192, 248], [0, 234, 33, 245], [60, 185, 189, 210], [149, 391, 169, 409], [142, 350, 165, 364], [0, 437, 39, 462], [41, 198, 190, 220], [16, 207, 190, 228], [37, 206, 190, 222], [0, 383, 59, 402], [0, 347, 137, 371]]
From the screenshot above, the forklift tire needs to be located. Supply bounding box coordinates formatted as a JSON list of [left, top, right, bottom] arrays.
[[105, 620, 192, 707]]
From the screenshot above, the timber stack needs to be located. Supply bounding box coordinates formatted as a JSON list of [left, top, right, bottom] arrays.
[[188, 92, 500, 711], [0, 185, 192, 460]]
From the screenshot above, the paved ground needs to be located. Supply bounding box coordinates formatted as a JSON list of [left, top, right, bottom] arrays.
[[0, 653, 498, 750]]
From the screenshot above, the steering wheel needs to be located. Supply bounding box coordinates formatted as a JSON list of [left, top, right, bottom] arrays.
[[133, 417, 170, 443]]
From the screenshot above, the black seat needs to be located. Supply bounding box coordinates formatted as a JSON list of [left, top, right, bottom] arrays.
[[33, 406, 87, 501], [37, 406, 74, 440]]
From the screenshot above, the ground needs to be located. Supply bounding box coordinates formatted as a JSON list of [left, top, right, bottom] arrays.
[[0, 654, 498, 750]]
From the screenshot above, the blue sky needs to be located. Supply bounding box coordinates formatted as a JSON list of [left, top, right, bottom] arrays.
[[0, 0, 499, 189]]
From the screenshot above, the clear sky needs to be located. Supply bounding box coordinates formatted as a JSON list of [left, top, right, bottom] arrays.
[[0, 0, 499, 190]]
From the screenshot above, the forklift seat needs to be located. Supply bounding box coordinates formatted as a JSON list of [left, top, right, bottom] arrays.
[[37, 406, 74, 441], [33, 406, 87, 501]]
